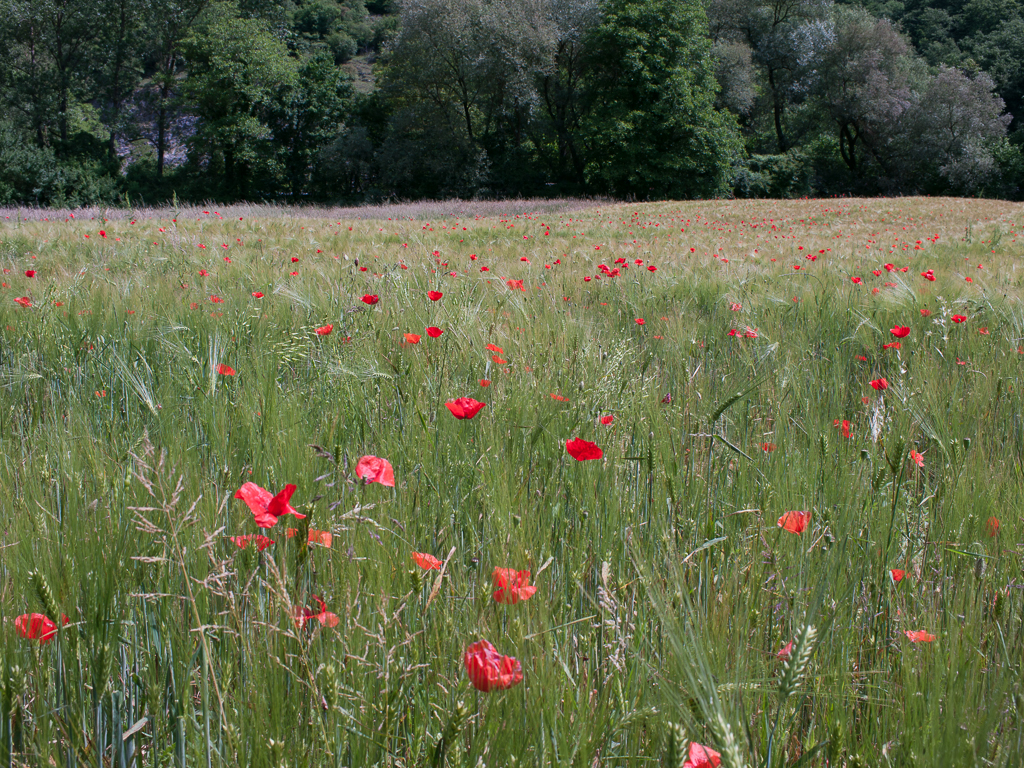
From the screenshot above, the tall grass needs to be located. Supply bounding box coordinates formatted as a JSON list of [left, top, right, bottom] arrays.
[[0, 197, 1022, 767]]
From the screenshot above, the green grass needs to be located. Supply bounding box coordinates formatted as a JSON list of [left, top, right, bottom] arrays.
[[1, 197, 1023, 767]]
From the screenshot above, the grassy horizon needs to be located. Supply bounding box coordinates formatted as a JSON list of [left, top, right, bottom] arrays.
[[1, 196, 1022, 768]]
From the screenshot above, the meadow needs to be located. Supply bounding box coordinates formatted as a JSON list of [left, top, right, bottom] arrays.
[[0, 196, 1022, 768]]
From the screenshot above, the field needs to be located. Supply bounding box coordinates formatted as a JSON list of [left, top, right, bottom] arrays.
[[1, 196, 1023, 768]]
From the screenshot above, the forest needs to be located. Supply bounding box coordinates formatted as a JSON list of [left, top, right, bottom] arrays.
[[1, 0, 1022, 205]]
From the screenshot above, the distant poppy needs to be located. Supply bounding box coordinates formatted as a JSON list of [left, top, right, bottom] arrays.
[[291, 257, 299, 263], [566, 438, 602, 461], [412, 552, 442, 570], [761, 442, 776, 452], [777, 510, 810, 534], [684, 743, 722, 768], [235, 483, 305, 528], [427, 291, 443, 301], [294, 595, 339, 630], [661, 393, 673, 404], [286, 528, 333, 547], [883, 342, 901, 350], [777, 642, 793, 660], [909, 450, 924, 467], [315, 324, 333, 336], [743, 327, 758, 338], [550, 393, 569, 402], [15, 613, 69, 645], [486, 343, 504, 354], [492, 355, 507, 364], [905, 630, 935, 643], [920, 309, 931, 316], [361, 294, 379, 305], [252, 291, 264, 298], [14, 296, 31, 307], [99, 230, 106, 238], [463, 640, 523, 692], [987, 516, 1000, 537], [492, 568, 537, 604], [446, 397, 487, 420], [479, 379, 491, 387], [426, 326, 443, 338], [834, 419, 852, 438], [601, 415, 614, 425], [506, 279, 525, 291], [403, 333, 421, 344], [648, 265, 657, 272], [217, 364, 236, 376], [870, 378, 888, 391], [851, 277, 862, 285], [890, 569, 905, 583], [24, 270, 35, 278], [951, 315, 967, 324], [210, 296, 223, 303], [890, 326, 910, 338], [230, 534, 275, 551], [979, 327, 989, 335], [635, 318, 645, 325], [921, 270, 935, 281], [355, 455, 395, 487]]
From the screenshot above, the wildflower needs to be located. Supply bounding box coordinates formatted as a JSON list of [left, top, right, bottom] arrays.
[[15, 613, 69, 645], [987, 516, 1000, 537], [217, 364, 236, 376], [566, 438, 602, 461], [486, 343, 504, 354], [210, 296, 223, 303], [355, 455, 395, 487], [463, 640, 523, 692], [834, 419, 852, 439], [479, 379, 491, 387], [761, 442, 776, 452], [777, 510, 810, 534], [635, 318, 645, 325], [426, 326, 443, 338], [951, 315, 967, 324], [851, 276, 863, 284], [890, 569, 905, 583], [979, 327, 989, 335], [909, 450, 924, 467], [403, 333, 421, 344], [427, 291, 443, 301], [230, 534, 275, 551], [920, 309, 931, 317], [362, 294, 380, 305], [14, 296, 31, 308], [446, 397, 487, 420], [601, 415, 614, 425], [234, 483, 305, 527], [252, 291, 264, 298], [684, 743, 722, 768], [315, 325, 333, 336], [890, 326, 910, 338], [492, 568, 537, 604], [413, 552, 442, 570], [905, 630, 935, 643], [870, 378, 888, 391], [777, 642, 793, 660], [883, 342, 901, 350], [921, 270, 935, 281], [286, 528, 333, 547], [24, 270, 35, 278], [294, 596, 339, 630]]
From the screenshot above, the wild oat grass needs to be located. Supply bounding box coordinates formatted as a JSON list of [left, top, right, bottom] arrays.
[[1, 197, 1023, 767]]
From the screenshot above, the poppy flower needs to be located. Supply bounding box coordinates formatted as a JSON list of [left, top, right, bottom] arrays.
[[601, 415, 614, 425], [890, 326, 910, 338], [683, 743, 722, 768], [230, 534, 275, 551], [890, 569, 905, 583], [833, 419, 852, 438], [463, 640, 523, 692], [235, 483, 305, 527], [979, 327, 989, 335], [951, 315, 967, 324], [777, 641, 793, 660], [566, 438, 602, 461], [361, 294, 379, 305], [217, 364, 236, 376], [987, 516, 1000, 537], [479, 379, 491, 387], [412, 552, 442, 570], [427, 291, 443, 301], [921, 270, 935, 281], [920, 309, 931, 316], [777, 510, 810, 534], [486, 343, 504, 354], [24, 270, 35, 278], [285, 528, 333, 547], [851, 276, 862, 284], [446, 397, 487, 420], [403, 333, 421, 344], [635, 318, 645, 325], [252, 291, 264, 298], [870, 378, 888, 391], [99, 230, 106, 238], [761, 442, 776, 452], [14, 296, 31, 307], [315, 324, 333, 336], [492, 355, 507, 364], [15, 613, 69, 645], [294, 595, 339, 630], [210, 296, 223, 303], [883, 342, 901, 350], [426, 326, 443, 338], [550, 393, 568, 402], [661, 393, 673, 404], [492, 568, 537, 604], [909, 450, 924, 467], [905, 630, 935, 643], [355, 455, 395, 487]]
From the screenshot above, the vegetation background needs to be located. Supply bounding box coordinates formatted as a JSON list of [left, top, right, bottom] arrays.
[[1, 196, 1023, 766], [1, 0, 1023, 205]]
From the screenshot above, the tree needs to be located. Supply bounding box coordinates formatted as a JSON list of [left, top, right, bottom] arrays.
[[580, 0, 741, 198]]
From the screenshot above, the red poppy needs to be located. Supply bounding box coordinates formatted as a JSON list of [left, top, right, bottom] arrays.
[[761, 442, 776, 452], [426, 326, 443, 338], [24, 270, 36, 278], [427, 291, 443, 301], [920, 309, 931, 316], [446, 397, 487, 420], [492, 355, 507, 364], [851, 276, 863, 285], [987, 516, 1000, 537], [662, 393, 673, 404], [210, 296, 223, 303], [909, 450, 924, 467], [479, 379, 491, 387], [294, 595, 339, 630], [890, 326, 910, 338], [15, 613, 69, 645], [230, 534, 275, 551], [683, 743, 722, 768], [833, 419, 852, 438], [412, 552, 442, 570], [777, 641, 793, 660], [601, 415, 614, 425], [890, 569, 905, 583], [217, 364, 236, 376], [979, 327, 989, 335], [492, 568, 537, 604], [361, 294, 379, 305], [870, 378, 888, 391], [315, 324, 333, 336], [99, 230, 106, 238], [463, 640, 523, 692], [905, 630, 935, 643], [252, 291, 264, 298], [403, 333, 421, 344], [486, 343, 504, 354], [921, 270, 935, 281], [235, 483, 305, 527], [951, 315, 967, 324], [355, 455, 395, 487], [566, 438, 602, 461], [744, 327, 758, 338], [635, 318, 645, 325], [883, 342, 901, 350], [777, 510, 810, 534], [550, 393, 569, 402], [291, 257, 299, 263]]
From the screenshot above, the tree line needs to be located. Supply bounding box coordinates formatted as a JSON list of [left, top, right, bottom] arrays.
[[0, 0, 1021, 205]]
